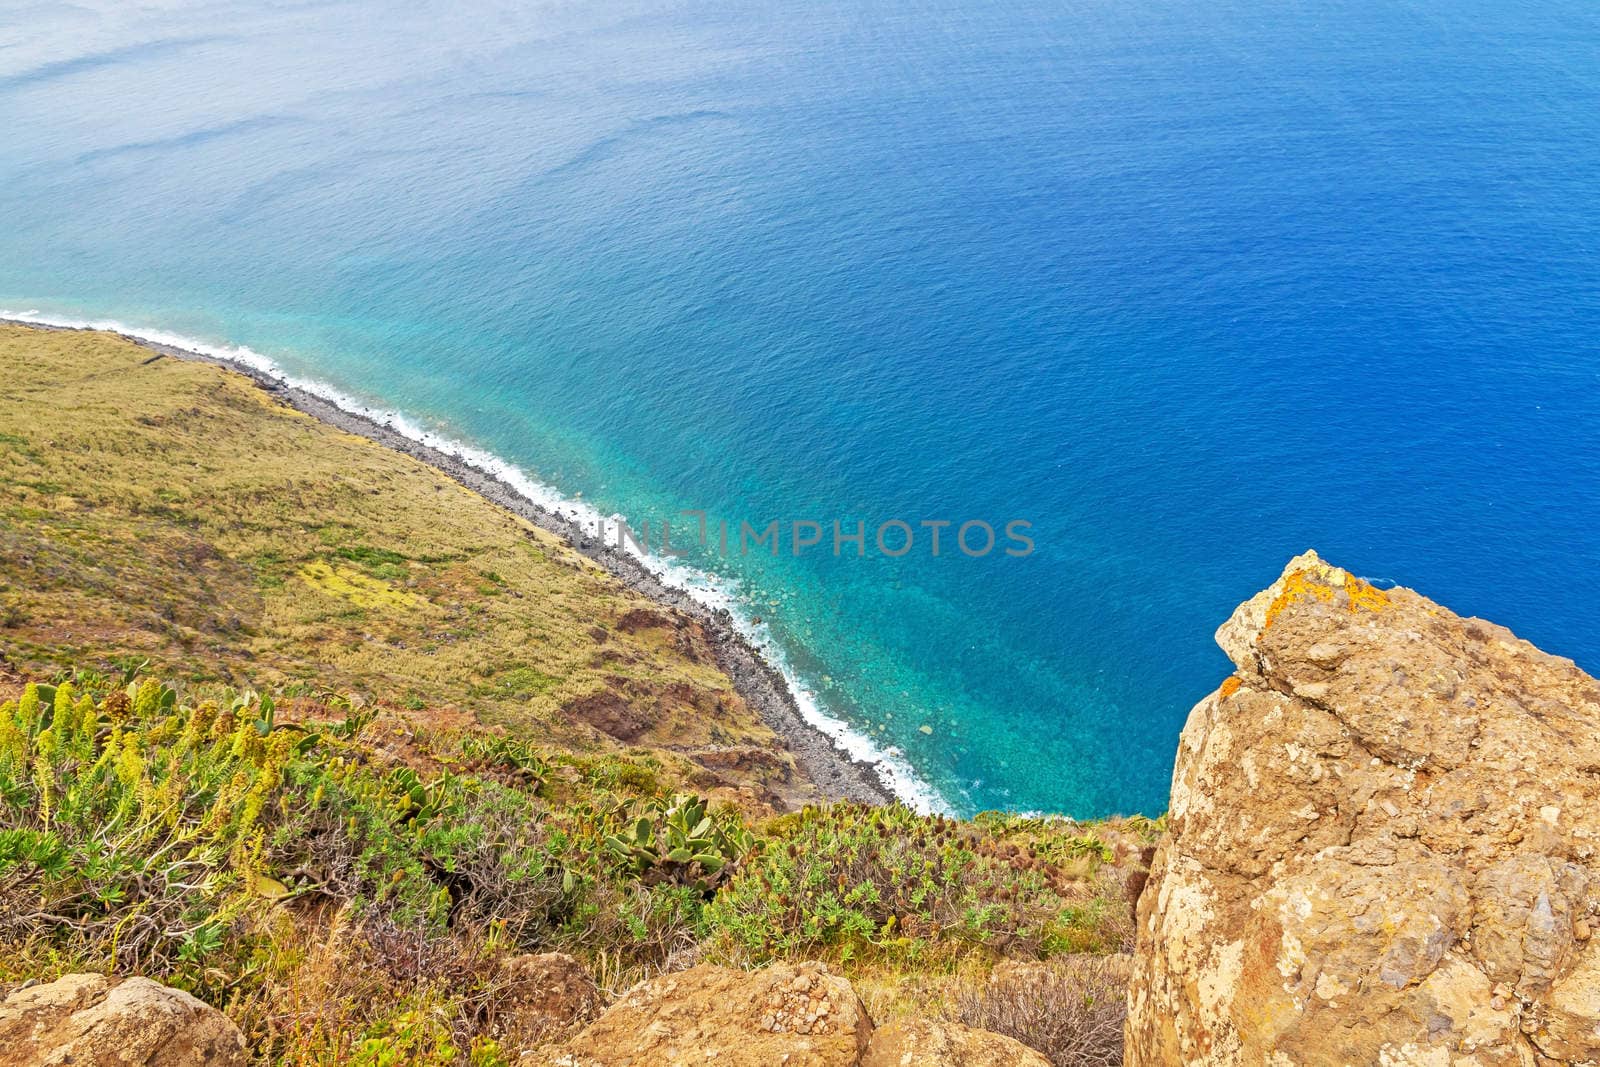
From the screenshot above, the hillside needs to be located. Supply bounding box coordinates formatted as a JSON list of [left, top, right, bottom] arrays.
[[0, 324, 828, 811], [0, 324, 1144, 1065]]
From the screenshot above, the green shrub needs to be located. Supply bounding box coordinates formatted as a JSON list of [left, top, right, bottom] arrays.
[[0, 678, 573, 991], [704, 803, 1111, 966], [0, 663, 1142, 1061], [604, 793, 756, 896], [350, 1001, 459, 1067], [0, 679, 300, 975]]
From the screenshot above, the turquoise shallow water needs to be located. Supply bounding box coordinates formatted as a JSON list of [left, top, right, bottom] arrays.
[[3, 0, 1598, 816]]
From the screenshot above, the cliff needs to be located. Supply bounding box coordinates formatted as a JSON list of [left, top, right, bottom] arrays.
[[0, 323, 823, 811], [1128, 551, 1600, 1065], [18, 319, 1593, 1065]]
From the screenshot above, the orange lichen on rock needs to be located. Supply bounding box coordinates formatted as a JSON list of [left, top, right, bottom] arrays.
[[1219, 677, 1243, 700], [1263, 567, 1389, 631], [1341, 572, 1391, 614]]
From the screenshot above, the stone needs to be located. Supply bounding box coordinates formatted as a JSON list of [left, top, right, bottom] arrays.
[[0, 973, 247, 1066], [1127, 551, 1600, 1066], [862, 1017, 1051, 1066], [546, 960, 870, 1066]]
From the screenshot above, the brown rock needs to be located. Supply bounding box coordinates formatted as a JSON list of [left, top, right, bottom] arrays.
[[548, 960, 870, 1066], [1127, 551, 1600, 1066], [0, 973, 246, 1066], [863, 1017, 1051, 1066], [614, 607, 675, 634], [562, 685, 650, 741], [499, 952, 600, 1033]]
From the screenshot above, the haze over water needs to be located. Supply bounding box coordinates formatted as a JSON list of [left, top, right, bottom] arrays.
[[4, 0, 1598, 816]]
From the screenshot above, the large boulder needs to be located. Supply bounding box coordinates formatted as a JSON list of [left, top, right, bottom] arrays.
[[863, 1017, 1051, 1066], [1126, 551, 1600, 1066], [548, 960, 871, 1066], [0, 973, 247, 1065]]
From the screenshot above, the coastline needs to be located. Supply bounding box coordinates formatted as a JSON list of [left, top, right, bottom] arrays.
[[2, 316, 893, 808]]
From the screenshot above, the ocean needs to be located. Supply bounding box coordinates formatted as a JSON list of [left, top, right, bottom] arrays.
[[3, 0, 1597, 817]]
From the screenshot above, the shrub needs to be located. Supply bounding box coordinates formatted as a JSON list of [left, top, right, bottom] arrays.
[[0, 679, 303, 975], [0, 678, 573, 992], [953, 957, 1127, 1066], [604, 793, 757, 895], [539, 792, 753, 984], [0, 664, 1146, 1062], [703, 803, 1113, 966]]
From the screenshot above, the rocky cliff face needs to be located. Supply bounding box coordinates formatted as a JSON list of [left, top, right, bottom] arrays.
[[1127, 552, 1600, 1066]]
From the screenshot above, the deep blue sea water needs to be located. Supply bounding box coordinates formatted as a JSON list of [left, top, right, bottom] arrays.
[[3, 0, 1598, 816]]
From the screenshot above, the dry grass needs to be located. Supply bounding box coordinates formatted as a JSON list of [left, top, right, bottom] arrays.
[[0, 324, 799, 802], [952, 955, 1128, 1066], [845, 951, 1131, 1066], [230, 909, 590, 1065]]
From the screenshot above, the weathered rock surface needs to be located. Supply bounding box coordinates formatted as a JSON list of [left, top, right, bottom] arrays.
[[547, 960, 871, 1066], [1127, 551, 1600, 1066], [0, 973, 247, 1066], [862, 1017, 1051, 1066]]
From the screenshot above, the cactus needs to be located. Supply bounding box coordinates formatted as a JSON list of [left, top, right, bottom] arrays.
[[387, 766, 458, 822], [604, 793, 755, 894]]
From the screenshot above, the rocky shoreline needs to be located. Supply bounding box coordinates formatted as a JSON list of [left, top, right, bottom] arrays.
[[2, 318, 890, 807]]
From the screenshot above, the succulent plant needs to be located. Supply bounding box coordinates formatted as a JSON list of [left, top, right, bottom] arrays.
[[387, 766, 459, 822], [604, 793, 755, 894]]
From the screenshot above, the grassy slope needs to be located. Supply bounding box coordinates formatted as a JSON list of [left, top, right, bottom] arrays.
[[0, 325, 1151, 1064], [0, 325, 801, 806]]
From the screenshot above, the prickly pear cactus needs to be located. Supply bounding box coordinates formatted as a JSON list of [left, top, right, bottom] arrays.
[[604, 794, 756, 894]]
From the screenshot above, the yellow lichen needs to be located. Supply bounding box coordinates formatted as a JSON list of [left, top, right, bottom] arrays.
[[1263, 567, 1389, 630], [1341, 572, 1391, 614]]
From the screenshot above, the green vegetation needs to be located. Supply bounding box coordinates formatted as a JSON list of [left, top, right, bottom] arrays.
[[0, 671, 1141, 1062], [0, 672, 726, 1060], [605, 793, 756, 895], [706, 803, 1129, 967]]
